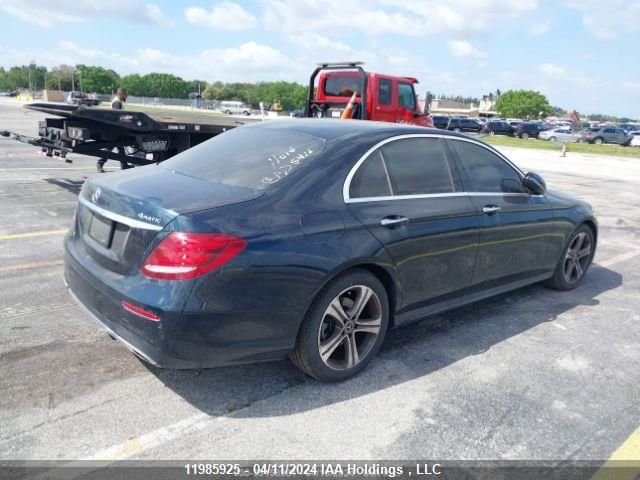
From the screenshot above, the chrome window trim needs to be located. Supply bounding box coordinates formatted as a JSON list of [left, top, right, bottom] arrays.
[[343, 133, 527, 204], [347, 192, 535, 204], [79, 197, 164, 231]]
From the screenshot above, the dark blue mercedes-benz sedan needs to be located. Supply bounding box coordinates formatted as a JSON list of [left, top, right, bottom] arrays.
[[64, 120, 597, 382]]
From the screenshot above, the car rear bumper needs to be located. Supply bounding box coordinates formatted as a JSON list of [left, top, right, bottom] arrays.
[[64, 247, 300, 369]]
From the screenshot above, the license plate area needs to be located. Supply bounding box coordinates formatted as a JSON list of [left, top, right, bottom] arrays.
[[88, 214, 114, 248]]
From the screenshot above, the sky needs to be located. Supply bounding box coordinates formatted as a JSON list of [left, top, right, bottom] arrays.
[[0, 0, 639, 118]]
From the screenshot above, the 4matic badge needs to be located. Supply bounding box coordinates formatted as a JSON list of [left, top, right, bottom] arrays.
[[137, 212, 162, 225]]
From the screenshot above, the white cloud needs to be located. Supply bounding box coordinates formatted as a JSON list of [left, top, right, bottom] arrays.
[[448, 41, 488, 59], [53, 40, 299, 82], [539, 63, 565, 76], [0, 0, 170, 28], [563, 0, 640, 39], [528, 19, 551, 36], [185, 1, 257, 30], [263, 0, 424, 37], [382, 0, 539, 37]]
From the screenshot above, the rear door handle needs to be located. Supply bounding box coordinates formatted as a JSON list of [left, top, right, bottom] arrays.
[[380, 215, 409, 227], [482, 205, 502, 215]]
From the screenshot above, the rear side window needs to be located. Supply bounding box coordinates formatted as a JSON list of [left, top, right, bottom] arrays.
[[382, 138, 456, 195], [162, 126, 326, 192], [378, 78, 392, 105], [449, 140, 523, 193], [349, 150, 392, 199]]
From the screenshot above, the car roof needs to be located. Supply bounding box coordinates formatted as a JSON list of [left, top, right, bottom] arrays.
[[244, 118, 457, 141]]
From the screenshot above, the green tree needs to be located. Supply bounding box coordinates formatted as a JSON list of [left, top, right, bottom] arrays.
[[120, 74, 145, 96], [139, 72, 190, 98], [203, 81, 224, 100], [75, 64, 120, 93], [495, 90, 552, 119], [45, 64, 75, 91]]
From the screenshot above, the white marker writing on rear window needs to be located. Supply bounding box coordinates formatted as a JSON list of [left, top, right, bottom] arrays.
[[258, 146, 315, 189]]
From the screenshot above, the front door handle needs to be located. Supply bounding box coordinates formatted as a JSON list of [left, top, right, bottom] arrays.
[[381, 215, 409, 227], [482, 205, 502, 215]]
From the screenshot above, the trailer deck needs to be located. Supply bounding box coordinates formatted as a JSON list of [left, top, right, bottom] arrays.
[[1, 103, 259, 166]]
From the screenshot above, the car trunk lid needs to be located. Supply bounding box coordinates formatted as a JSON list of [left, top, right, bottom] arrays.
[[76, 166, 262, 275]]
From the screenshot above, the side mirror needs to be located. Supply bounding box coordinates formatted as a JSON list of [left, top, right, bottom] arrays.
[[523, 172, 546, 194]]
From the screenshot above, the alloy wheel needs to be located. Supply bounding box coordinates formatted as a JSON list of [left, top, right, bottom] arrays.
[[317, 285, 382, 371], [563, 232, 592, 284]]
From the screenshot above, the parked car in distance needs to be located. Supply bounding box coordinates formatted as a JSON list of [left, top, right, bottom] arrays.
[[64, 120, 597, 382], [220, 101, 252, 115], [539, 128, 581, 143], [431, 115, 450, 129], [66, 91, 100, 106], [618, 123, 640, 133], [629, 131, 640, 147], [515, 122, 548, 139], [447, 117, 483, 133], [290, 109, 304, 118], [579, 127, 632, 145], [481, 120, 514, 136]]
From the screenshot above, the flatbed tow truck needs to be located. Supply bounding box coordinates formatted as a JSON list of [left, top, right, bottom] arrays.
[[1, 62, 432, 167]]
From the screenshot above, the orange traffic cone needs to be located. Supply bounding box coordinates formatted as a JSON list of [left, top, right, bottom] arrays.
[[341, 91, 358, 120]]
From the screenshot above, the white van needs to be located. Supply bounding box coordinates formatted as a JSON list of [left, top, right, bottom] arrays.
[[220, 101, 252, 116]]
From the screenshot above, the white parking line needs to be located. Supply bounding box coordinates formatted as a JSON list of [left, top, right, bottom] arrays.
[[598, 249, 640, 268], [83, 412, 213, 461]]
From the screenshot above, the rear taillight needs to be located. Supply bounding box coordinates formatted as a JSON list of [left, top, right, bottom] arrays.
[[141, 232, 246, 281]]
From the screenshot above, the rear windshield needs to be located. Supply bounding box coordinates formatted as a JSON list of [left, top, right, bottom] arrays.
[[161, 126, 326, 191], [323, 76, 363, 97]]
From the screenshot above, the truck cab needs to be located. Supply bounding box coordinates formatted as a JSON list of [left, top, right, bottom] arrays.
[[306, 62, 433, 128]]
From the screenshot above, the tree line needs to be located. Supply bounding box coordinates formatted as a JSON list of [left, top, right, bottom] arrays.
[[1, 62, 636, 121], [0, 62, 308, 111]]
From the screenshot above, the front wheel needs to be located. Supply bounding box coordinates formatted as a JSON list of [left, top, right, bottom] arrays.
[[521, 132, 530, 139], [453, 127, 461, 132], [290, 269, 389, 382], [594, 137, 604, 145], [544, 224, 595, 291]]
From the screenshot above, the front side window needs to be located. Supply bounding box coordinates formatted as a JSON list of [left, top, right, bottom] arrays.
[[398, 83, 416, 110], [449, 140, 523, 193]]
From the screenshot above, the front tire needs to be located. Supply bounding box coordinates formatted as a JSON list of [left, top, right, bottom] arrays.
[[521, 132, 530, 139], [290, 269, 389, 382], [594, 137, 604, 145], [544, 224, 595, 291]]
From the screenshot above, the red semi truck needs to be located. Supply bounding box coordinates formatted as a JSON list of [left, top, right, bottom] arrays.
[[306, 61, 433, 127]]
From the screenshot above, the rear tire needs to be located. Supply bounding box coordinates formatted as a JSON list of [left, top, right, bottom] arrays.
[[521, 132, 530, 139], [290, 269, 389, 382], [454, 127, 461, 132], [544, 224, 595, 291], [549, 136, 557, 142]]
